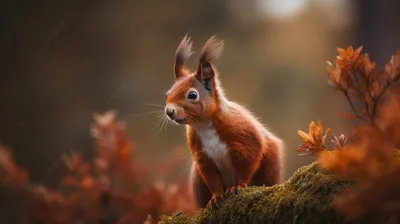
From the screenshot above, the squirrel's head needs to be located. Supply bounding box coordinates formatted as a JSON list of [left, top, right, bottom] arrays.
[[165, 35, 225, 125]]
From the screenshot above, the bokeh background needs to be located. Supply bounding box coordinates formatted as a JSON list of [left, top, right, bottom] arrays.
[[1, 0, 400, 222]]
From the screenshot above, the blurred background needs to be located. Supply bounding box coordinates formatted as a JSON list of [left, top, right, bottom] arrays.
[[0, 0, 400, 222]]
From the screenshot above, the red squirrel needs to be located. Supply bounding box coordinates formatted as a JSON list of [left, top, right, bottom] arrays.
[[164, 35, 284, 209]]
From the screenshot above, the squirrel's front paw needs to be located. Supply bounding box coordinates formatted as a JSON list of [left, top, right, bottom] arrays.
[[207, 194, 224, 210], [225, 184, 246, 194]]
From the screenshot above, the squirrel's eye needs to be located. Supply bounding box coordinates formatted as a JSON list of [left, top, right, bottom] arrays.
[[186, 88, 200, 103], [186, 88, 199, 103], [187, 91, 198, 100]]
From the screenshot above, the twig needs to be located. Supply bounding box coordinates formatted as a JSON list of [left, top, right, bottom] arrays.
[[350, 65, 374, 122], [342, 90, 368, 122], [371, 75, 400, 117]]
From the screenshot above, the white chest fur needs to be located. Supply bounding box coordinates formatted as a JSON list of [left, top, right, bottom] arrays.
[[196, 123, 236, 188]]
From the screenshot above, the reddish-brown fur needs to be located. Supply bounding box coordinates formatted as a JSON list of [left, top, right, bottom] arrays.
[[165, 35, 284, 209]]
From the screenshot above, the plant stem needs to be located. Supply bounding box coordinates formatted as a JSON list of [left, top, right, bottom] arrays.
[[350, 65, 374, 123], [371, 75, 400, 117], [343, 90, 368, 122]]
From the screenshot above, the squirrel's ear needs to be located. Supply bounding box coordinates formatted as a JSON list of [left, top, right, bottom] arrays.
[[195, 62, 215, 81], [195, 36, 224, 90], [174, 34, 193, 79], [195, 62, 215, 91]]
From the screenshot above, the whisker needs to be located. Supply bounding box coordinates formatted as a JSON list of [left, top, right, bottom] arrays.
[[131, 87, 167, 95], [145, 88, 168, 95], [185, 113, 197, 125], [162, 117, 170, 133], [158, 115, 169, 135], [186, 112, 210, 122], [136, 111, 164, 131], [149, 114, 162, 135], [141, 103, 166, 109], [125, 110, 164, 118], [151, 113, 167, 136], [123, 110, 165, 130], [160, 117, 169, 135], [180, 151, 192, 160], [154, 115, 165, 136]]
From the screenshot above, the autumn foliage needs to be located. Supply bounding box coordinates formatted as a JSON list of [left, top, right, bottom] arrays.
[[0, 111, 196, 224], [298, 46, 400, 222], [297, 120, 331, 156], [2, 45, 400, 224]]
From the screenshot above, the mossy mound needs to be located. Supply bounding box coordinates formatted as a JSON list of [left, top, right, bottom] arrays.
[[159, 162, 368, 224]]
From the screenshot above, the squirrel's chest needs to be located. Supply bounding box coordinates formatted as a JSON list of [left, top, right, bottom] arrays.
[[196, 126, 236, 187]]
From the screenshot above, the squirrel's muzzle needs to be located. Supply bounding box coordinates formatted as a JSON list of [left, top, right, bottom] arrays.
[[165, 107, 175, 119], [165, 104, 187, 124]]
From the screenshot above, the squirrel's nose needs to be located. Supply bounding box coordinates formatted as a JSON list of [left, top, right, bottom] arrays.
[[165, 107, 175, 118]]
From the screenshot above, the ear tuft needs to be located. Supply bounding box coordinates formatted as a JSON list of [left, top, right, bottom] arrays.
[[176, 34, 193, 63], [199, 35, 224, 63], [174, 34, 193, 79], [194, 36, 223, 88]]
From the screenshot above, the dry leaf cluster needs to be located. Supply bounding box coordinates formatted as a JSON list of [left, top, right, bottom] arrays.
[[297, 120, 331, 156], [298, 46, 400, 222], [326, 46, 400, 123], [0, 111, 196, 224]]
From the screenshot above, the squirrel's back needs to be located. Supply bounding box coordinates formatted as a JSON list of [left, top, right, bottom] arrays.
[[227, 102, 285, 184]]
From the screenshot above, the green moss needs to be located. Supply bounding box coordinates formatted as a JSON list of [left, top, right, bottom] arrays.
[[158, 162, 368, 224], [159, 148, 400, 224]]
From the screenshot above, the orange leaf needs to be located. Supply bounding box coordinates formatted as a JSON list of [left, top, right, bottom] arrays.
[[296, 120, 332, 156]]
